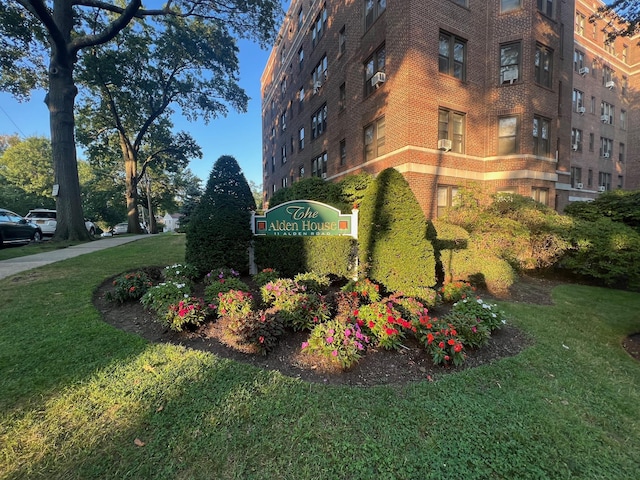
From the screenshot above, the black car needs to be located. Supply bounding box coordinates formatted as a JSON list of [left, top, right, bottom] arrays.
[[0, 209, 43, 247]]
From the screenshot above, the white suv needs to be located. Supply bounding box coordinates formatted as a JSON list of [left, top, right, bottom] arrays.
[[25, 209, 97, 237]]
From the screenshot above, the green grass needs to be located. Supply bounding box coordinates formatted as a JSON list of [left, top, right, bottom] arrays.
[[1, 234, 639, 479]]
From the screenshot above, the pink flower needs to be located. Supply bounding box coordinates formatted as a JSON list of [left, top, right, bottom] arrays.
[[326, 336, 334, 344], [344, 328, 351, 337], [331, 350, 338, 357], [301, 341, 309, 349]]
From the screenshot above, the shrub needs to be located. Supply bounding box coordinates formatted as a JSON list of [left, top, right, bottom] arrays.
[[413, 315, 465, 366], [185, 155, 256, 277], [277, 291, 331, 331], [163, 297, 210, 332], [109, 271, 153, 303], [260, 278, 302, 305], [204, 267, 240, 285], [358, 168, 437, 294], [355, 301, 412, 350], [441, 311, 491, 349], [439, 281, 476, 304], [252, 268, 280, 287], [341, 278, 381, 303], [217, 290, 255, 320], [140, 281, 191, 313], [204, 277, 250, 304], [302, 319, 371, 369], [294, 271, 331, 293], [163, 263, 198, 283], [451, 297, 507, 332], [440, 247, 516, 296], [226, 309, 285, 355], [564, 189, 640, 231]]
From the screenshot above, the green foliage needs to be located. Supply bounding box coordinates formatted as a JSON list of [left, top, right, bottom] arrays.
[[355, 301, 409, 350], [260, 279, 331, 330], [163, 297, 210, 332], [565, 189, 640, 231], [140, 281, 191, 313], [268, 177, 342, 208], [438, 280, 476, 304], [0, 136, 53, 198], [185, 155, 255, 277], [441, 310, 491, 349], [413, 317, 466, 366], [293, 271, 331, 293], [252, 268, 280, 287], [163, 263, 198, 284], [108, 271, 154, 303], [562, 217, 640, 290], [225, 310, 285, 355], [451, 297, 507, 332], [204, 277, 250, 304], [341, 278, 382, 303], [217, 289, 255, 319], [302, 319, 370, 369], [440, 247, 516, 295], [358, 168, 436, 293]]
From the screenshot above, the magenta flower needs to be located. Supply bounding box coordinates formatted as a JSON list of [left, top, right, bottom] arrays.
[[331, 350, 338, 357], [344, 328, 352, 337], [326, 336, 334, 344], [301, 341, 309, 349]]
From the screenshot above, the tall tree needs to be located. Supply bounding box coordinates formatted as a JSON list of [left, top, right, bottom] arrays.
[[0, 136, 53, 197], [0, 1, 281, 240], [590, 1, 640, 40]]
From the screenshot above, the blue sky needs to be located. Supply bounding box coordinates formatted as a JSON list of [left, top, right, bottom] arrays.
[[0, 36, 273, 188]]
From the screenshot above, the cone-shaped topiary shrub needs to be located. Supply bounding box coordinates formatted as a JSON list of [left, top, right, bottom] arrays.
[[185, 155, 256, 277], [358, 168, 436, 295]]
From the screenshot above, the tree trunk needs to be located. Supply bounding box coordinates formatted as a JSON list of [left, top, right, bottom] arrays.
[[121, 136, 141, 234], [145, 176, 157, 234], [47, 53, 89, 241]]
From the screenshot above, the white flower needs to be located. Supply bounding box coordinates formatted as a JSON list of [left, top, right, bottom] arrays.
[[476, 299, 483, 304], [492, 313, 497, 318], [501, 319, 507, 324]]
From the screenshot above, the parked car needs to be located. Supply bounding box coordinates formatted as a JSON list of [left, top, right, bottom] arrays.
[[112, 223, 128, 235], [0, 208, 43, 247], [25, 209, 97, 236]]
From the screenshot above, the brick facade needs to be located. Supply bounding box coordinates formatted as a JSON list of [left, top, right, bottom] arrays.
[[261, 0, 637, 217]]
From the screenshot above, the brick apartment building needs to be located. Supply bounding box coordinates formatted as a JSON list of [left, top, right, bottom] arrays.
[[261, 0, 638, 217]]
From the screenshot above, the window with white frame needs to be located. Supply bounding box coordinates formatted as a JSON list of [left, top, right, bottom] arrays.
[[311, 104, 327, 139], [572, 89, 584, 112], [574, 50, 585, 72], [533, 116, 550, 157], [439, 31, 466, 80], [437, 185, 459, 217], [600, 137, 613, 158], [364, 44, 386, 96], [281, 144, 287, 164], [312, 55, 328, 90], [438, 108, 465, 153], [576, 12, 585, 36], [500, 42, 520, 84], [600, 101, 614, 125], [598, 171, 611, 191], [602, 65, 614, 85], [571, 128, 583, 152], [498, 116, 519, 155], [365, 0, 386, 30], [311, 5, 327, 48], [364, 116, 385, 161]]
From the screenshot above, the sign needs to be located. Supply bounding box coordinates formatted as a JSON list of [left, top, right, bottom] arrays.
[[252, 200, 358, 238]]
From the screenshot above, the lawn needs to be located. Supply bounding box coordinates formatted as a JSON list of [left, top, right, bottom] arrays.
[[1, 234, 639, 479]]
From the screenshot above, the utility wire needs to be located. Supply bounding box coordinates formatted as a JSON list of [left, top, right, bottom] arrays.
[[0, 103, 27, 138]]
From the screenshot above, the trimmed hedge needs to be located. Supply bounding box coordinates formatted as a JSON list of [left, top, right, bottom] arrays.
[[358, 168, 436, 293]]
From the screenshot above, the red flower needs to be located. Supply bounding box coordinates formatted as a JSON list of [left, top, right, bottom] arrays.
[[447, 338, 456, 346], [259, 336, 265, 344], [444, 355, 450, 361], [368, 321, 375, 328], [427, 333, 435, 344], [353, 310, 359, 316], [385, 327, 395, 336], [438, 341, 445, 349], [129, 286, 136, 292], [454, 344, 463, 353]]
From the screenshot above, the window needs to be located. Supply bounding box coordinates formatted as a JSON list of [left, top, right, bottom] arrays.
[[570, 167, 582, 188], [498, 116, 519, 155], [622, 76, 628, 95], [572, 89, 584, 112], [598, 172, 611, 191], [364, 116, 385, 161], [573, 50, 585, 72], [451, 0, 468, 5], [271, 156, 275, 173], [531, 187, 549, 205], [298, 87, 305, 111], [298, 48, 304, 71], [438, 108, 465, 153], [365, 0, 386, 30], [571, 128, 582, 152], [533, 116, 550, 157], [340, 139, 346, 166], [589, 133, 594, 152], [587, 169, 593, 187], [439, 31, 466, 80], [602, 65, 614, 86], [339, 26, 346, 56], [501, 0, 521, 13], [600, 137, 613, 158], [311, 104, 327, 139], [281, 177, 288, 188], [312, 55, 328, 90], [620, 110, 627, 129], [619, 143, 625, 163], [312, 152, 327, 178], [364, 44, 386, 96], [280, 111, 287, 132], [537, 0, 553, 17], [623, 45, 629, 64], [298, 165, 305, 178], [298, 8, 304, 29], [298, 127, 305, 150], [576, 12, 585, 36], [339, 83, 346, 111], [604, 39, 615, 55], [500, 42, 520, 84], [535, 44, 553, 88], [281, 145, 287, 164], [311, 5, 327, 48], [590, 96, 596, 114], [281, 77, 287, 95], [437, 185, 459, 217], [600, 101, 614, 125], [618, 175, 624, 188]]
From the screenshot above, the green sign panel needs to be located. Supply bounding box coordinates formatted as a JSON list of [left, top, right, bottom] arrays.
[[252, 200, 358, 238]]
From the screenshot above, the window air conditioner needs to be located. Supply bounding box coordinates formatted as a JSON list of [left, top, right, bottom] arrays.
[[577, 106, 586, 114], [576, 182, 583, 189], [598, 186, 606, 192], [503, 67, 518, 83], [572, 144, 579, 151], [371, 71, 386, 88], [437, 139, 452, 151], [321, 172, 327, 179], [313, 81, 322, 93], [602, 152, 610, 158], [601, 115, 610, 123], [605, 80, 615, 89], [579, 67, 590, 76]]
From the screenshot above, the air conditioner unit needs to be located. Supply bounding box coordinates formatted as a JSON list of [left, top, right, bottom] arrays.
[[313, 81, 322, 93], [503, 67, 518, 83], [578, 67, 590, 76], [576, 182, 584, 189], [602, 152, 610, 158], [598, 185, 606, 192], [321, 172, 327, 179], [577, 106, 586, 114], [572, 144, 579, 151], [601, 115, 610, 123], [437, 139, 452, 152], [606, 80, 615, 89], [371, 71, 386, 88]]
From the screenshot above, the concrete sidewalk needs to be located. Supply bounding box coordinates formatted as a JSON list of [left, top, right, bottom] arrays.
[[0, 235, 147, 280]]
